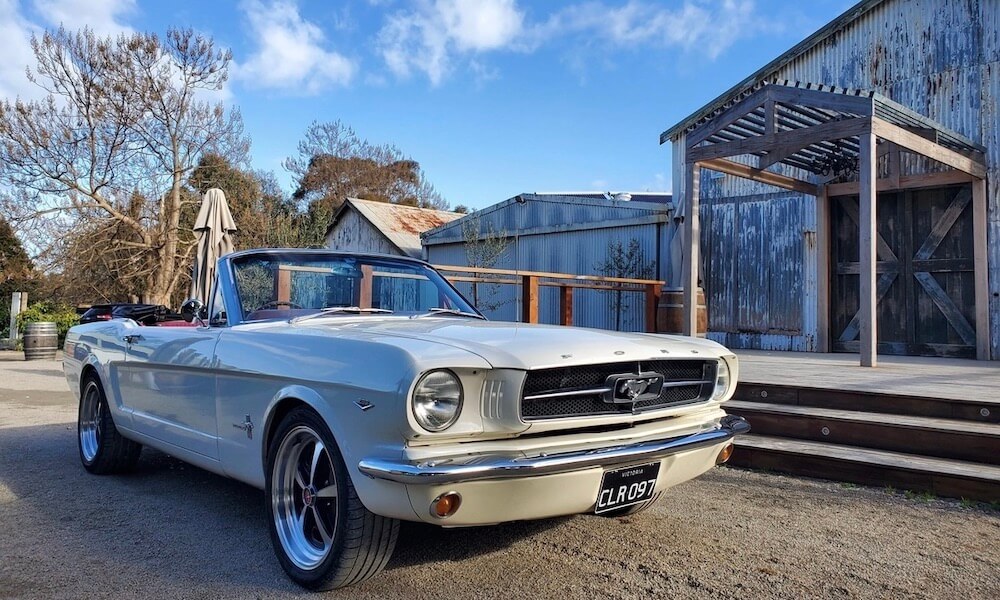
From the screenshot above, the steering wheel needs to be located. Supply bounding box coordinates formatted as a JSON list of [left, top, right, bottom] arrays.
[[258, 300, 304, 310]]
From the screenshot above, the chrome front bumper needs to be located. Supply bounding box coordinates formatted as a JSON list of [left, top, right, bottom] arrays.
[[359, 415, 750, 485]]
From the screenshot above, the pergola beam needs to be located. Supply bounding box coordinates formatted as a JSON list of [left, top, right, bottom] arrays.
[[687, 117, 870, 162], [685, 92, 768, 147], [871, 117, 986, 178], [697, 158, 818, 195]]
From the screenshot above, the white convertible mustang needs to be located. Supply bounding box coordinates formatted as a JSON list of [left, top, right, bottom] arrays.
[[63, 249, 748, 590]]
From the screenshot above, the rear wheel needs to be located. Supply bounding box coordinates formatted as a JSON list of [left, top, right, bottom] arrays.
[[78, 375, 141, 474], [266, 407, 399, 590]]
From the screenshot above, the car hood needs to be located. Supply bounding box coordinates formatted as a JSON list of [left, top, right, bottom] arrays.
[[291, 317, 729, 370]]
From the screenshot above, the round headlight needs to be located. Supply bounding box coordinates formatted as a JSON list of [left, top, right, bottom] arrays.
[[712, 359, 731, 401], [412, 370, 463, 432]]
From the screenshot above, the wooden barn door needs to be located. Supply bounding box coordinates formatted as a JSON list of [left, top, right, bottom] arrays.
[[830, 184, 977, 358]]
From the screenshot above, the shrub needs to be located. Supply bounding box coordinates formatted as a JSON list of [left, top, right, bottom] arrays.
[[17, 301, 80, 344]]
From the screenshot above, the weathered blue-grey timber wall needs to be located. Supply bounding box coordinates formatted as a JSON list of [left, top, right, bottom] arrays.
[[422, 194, 672, 332], [669, 0, 1000, 357]]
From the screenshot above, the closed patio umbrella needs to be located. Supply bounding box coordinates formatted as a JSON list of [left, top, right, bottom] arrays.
[[189, 188, 237, 304]]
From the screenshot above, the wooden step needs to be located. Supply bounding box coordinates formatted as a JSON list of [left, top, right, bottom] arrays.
[[731, 435, 1000, 502], [726, 400, 1000, 465], [734, 382, 998, 423]]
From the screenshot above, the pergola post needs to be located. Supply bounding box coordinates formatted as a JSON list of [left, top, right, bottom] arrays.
[[972, 178, 991, 360], [859, 131, 878, 367], [682, 162, 701, 336]]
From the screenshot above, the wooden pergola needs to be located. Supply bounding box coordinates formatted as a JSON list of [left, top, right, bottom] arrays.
[[678, 81, 989, 366]]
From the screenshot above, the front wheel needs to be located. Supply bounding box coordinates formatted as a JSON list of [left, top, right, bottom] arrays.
[[266, 407, 399, 590]]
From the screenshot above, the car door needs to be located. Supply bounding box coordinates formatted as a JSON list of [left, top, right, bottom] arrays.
[[118, 324, 222, 460]]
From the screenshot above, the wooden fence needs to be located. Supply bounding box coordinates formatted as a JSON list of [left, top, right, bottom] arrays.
[[433, 265, 665, 332]]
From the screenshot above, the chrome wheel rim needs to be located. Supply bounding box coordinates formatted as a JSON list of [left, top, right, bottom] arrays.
[[79, 382, 102, 463], [272, 425, 339, 570]]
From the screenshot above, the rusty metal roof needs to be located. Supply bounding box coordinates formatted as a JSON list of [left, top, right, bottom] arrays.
[[334, 198, 464, 258]]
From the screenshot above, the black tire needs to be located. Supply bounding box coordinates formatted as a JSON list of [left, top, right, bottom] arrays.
[[78, 374, 142, 474], [599, 491, 663, 518], [265, 406, 399, 590]]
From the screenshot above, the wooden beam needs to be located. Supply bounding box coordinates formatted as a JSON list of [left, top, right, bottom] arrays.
[[559, 285, 573, 327], [767, 84, 875, 116], [816, 185, 831, 353], [359, 264, 373, 309], [858, 131, 877, 367], [276, 268, 291, 304], [697, 158, 818, 195], [521, 275, 539, 324], [887, 142, 901, 188], [763, 99, 776, 137], [433, 264, 664, 286], [871, 117, 986, 178], [686, 90, 768, 148], [972, 178, 991, 360], [682, 162, 701, 336], [826, 170, 977, 196], [645, 284, 660, 334], [687, 117, 870, 162]]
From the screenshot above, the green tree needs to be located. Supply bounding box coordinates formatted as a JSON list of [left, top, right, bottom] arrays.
[[0, 217, 35, 336], [284, 120, 447, 245], [189, 153, 308, 249], [0, 27, 248, 305]]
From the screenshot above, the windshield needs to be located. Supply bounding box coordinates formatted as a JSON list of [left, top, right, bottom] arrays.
[[230, 253, 477, 322]]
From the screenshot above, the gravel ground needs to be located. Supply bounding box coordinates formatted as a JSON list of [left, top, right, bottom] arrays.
[[0, 353, 997, 599]]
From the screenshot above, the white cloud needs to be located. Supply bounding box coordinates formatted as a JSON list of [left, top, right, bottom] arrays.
[[33, 0, 135, 37], [236, 0, 356, 94], [0, 0, 135, 100], [535, 0, 764, 60], [378, 0, 524, 85], [0, 0, 40, 99]]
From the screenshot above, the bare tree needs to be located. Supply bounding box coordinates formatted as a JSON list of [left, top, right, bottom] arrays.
[[0, 27, 248, 305], [596, 239, 655, 331], [461, 211, 510, 312]]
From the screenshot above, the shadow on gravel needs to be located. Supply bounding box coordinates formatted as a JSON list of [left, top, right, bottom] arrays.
[[389, 517, 571, 571], [0, 420, 571, 592]]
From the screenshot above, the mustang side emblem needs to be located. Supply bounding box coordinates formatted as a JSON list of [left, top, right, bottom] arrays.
[[604, 372, 664, 405], [233, 414, 254, 439]]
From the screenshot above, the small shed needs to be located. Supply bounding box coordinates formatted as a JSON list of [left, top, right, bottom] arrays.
[[324, 198, 463, 258], [421, 193, 673, 331]]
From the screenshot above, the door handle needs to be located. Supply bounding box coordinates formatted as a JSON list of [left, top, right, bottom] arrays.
[[122, 334, 144, 344]]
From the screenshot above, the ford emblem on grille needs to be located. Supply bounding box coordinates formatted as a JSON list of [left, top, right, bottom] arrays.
[[604, 372, 664, 404]]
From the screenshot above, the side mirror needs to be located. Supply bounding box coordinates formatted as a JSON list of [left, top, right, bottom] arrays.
[[180, 298, 207, 326]]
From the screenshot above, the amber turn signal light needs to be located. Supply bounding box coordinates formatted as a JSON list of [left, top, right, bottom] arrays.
[[431, 492, 462, 518], [716, 443, 735, 464]]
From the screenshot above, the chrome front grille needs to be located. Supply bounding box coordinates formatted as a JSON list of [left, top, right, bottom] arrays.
[[520, 360, 716, 421]]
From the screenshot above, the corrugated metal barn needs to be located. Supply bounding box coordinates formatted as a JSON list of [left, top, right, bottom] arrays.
[[325, 198, 462, 258], [422, 194, 673, 331], [662, 0, 999, 363]]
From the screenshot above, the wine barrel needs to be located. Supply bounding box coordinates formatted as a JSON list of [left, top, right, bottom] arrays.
[[23, 321, 58, 360], [656, 287, 708, 334]]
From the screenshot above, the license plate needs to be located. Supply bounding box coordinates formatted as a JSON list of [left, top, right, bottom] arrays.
[[594, 462, 659, 514]]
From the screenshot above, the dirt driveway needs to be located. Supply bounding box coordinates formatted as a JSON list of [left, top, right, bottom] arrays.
[[0, 354, 997, 599]]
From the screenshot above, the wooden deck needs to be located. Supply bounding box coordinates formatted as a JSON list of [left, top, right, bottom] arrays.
[[727, 350, 999, 501], [735, 350, 1000, 403]]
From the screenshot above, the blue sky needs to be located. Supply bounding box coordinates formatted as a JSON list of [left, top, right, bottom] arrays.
[[0, 0, 856, 210]]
